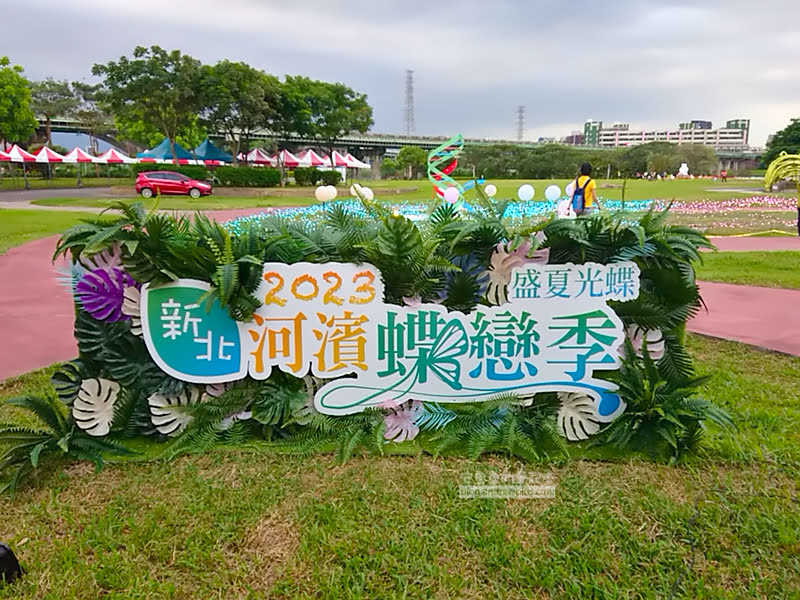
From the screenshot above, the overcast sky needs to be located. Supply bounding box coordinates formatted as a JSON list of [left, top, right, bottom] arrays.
[[3, 0, 798, 146]]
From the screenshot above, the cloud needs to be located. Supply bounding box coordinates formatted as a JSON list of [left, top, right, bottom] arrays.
[[2, 0, 799, 145]]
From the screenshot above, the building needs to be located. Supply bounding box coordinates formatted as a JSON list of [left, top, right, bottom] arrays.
[[578, 119, 750, 150]]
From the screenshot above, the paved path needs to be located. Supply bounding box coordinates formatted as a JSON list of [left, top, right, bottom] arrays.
[[709, 236, 800, 251], [1, 223, 799, 381]]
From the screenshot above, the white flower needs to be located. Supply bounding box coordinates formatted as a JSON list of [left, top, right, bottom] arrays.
[[148, 387, 205, 436], [73, 378, 120, 437]]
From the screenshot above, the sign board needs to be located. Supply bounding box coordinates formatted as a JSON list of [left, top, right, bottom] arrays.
[[141, 261, 640, 418]]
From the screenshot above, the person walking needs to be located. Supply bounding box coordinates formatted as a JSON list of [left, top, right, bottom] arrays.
[[570, 162, 598, 216]]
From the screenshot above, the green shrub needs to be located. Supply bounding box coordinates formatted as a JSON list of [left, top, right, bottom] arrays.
[[293, 167, 321, 186], [319, 170, 342, 185], [211, 165, 281, 187]]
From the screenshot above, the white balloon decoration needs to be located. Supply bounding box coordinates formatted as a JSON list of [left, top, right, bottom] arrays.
[[517, 184, 534, 201], [314, 186, 328, 202], [544, 184, 561, 202], [326, 185, 338, 201], [443, 187, 460, 204], [484, 184, 497, 197]]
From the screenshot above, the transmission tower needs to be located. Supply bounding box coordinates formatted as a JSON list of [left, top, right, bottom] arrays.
[[404, 70, 416, 135], [516, 105, 525, 141]]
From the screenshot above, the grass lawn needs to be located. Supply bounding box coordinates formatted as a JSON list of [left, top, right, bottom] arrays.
[[0, 177, 130, 191], [1, 335, 798, 598], [696, 251, 800, 289], [29, 177, 793, 208], [0, 209, 95, 256], [32, 195, 321, 211]]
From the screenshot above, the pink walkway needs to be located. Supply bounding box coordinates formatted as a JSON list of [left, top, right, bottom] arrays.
[[1, 222, 799, 381]]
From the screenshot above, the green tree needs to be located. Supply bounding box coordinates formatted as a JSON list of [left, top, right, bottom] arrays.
[[280, 76, 373, 160], [380, 156, 400, 178], [93, 46, 204, 161], [762, 118, 800, 167], [201, 61, 280, 163], [30, 78, 79, 144], [0, 56, 37, 145], [396, 145, 427, 179], [71, 82, 111, 154]]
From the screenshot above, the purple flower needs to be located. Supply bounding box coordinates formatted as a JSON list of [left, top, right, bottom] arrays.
[[75, 267, 139, 322], [382, 399, 423, 443]]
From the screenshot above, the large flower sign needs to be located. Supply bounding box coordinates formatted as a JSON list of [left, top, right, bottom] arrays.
[[137, 260, 640, 434]]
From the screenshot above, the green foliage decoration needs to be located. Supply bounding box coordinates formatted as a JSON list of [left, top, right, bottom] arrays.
[[10, 190, 733, 493], [0, 395, 133, 495]]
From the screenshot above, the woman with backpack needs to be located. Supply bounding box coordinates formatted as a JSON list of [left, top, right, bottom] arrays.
[[570, 162, 598, 216]]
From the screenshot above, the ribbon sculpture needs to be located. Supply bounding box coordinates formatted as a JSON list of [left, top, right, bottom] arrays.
[[427, 133, 465, 201]]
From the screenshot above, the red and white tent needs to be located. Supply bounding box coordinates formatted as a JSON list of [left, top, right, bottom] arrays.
[[245, 147, 276, 165], [34, 146, 65, 163], [297, 149, 330, 167], [6, 145, 36, 162], [275, 149, 302, 168], [344, 153, 370, 169], [329, 151, 351, 168], [97, 148, 135, 164], [63, 147, 98, 163], [136, 156, 160, 164], [0, 150, 9, 162]]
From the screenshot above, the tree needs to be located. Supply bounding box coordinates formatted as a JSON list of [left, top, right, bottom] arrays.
[[201, 61, 280, 163], [71, 82, 111, 154], [763, 118, 800, 167], [0, 56, 37, 145], [280, 76, 373, 159], [93, 46, 204, 161], [30, 78, 78, 144], [396, 146, 427, 179]]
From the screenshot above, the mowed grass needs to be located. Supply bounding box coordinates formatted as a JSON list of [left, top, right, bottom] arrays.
[[0, 209, 94, 255], [696, 251, 800, 289], [0, 176, 130, 191], [29, 176, 791, 208], [32, 195, 320, 211], [1, 335, 799, 599]]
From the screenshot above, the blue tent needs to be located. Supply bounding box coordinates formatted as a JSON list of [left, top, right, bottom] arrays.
[[137, 138, 194, 161], [192, 138, 232, 162]]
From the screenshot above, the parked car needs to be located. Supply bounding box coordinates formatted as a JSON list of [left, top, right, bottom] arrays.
[[135, 171, 212, 199]]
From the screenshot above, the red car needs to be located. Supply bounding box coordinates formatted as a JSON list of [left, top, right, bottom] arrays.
[[135, 171, 212, 199]]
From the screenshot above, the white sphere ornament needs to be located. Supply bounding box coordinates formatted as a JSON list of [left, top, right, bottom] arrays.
[[484, 184, 497, 197], [443, 186, 460, 204], [326, 185, 338, 201], [517, 184, 534, 201], [362, 186, 374, 201], [565, 181, 576, 197], [349, 183, 361, 197], [314, 186, 328, 202], [545, 184, 561, 202]]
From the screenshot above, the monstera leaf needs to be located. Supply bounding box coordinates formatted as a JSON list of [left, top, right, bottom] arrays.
[[383, 400, 423, 443], [73, 378, 121, 436], [51, 360, 85, 405], [148, 387, 205, 436], [75, 267, 138, 322], [121, 286, 142, 335], [557, 392, 602, 441], [291, 375, 324, 425], [626, 326, 665, 360]]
